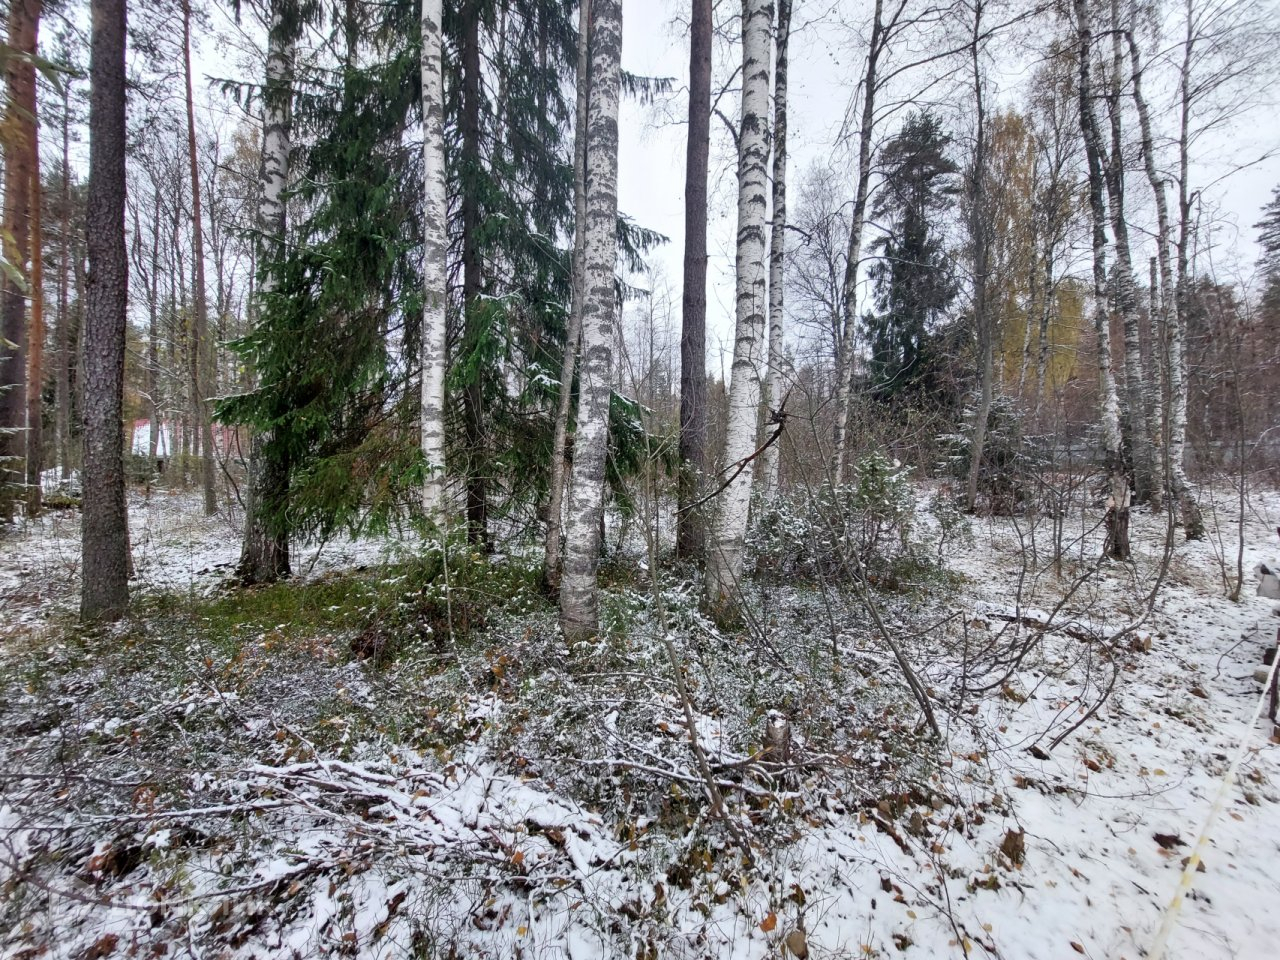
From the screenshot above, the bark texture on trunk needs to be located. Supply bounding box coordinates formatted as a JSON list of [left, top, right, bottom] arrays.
[[182, 0, 217, 516], [81, 0, 130, 620], [544, 0, 591, 590], [56, 86, 71, 480], [420, 0, 448, 520], [559, 0, 622, 642], [832, 0, 883, 487], [759, 0, 791, 503], [704, 0, 773, 609], [1, 0, 39, 519], [238, 1, 294, 585], [25, 95, 44, 515], [1103, 0, 1157, 508], [1075, 0, 1130, 560], [677, 0, 712, 559]]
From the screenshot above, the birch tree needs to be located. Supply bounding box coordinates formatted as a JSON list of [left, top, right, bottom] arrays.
[[81, 0, 129, 619], [1075, 0, 1130, 559], [559, 0, 622, 642], [238, 2, 296, 584], [759, 0, 792, 502], [544, 0, 590, 589], [420, 0, 448, 519], [704, 0, 773, 610]]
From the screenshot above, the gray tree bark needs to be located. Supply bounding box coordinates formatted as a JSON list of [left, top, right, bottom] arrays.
[[81, 0, 130, 619], [964, 0, 993, 514], [420, 0, 448, 520], [677, 0, 712, 560], [559, 0, 622, 642]]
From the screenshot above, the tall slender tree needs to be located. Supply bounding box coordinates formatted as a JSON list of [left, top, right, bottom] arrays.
[[182, 0, 217, 516], [677, 0, 712, 559], [705, 0, 773, 610], [1, 0, 40, 519], [81, 0, 130, 619], [238, 1, 296, 584], [24, 59, 44, 515], [1075, 0, 1130, 559], [420, 0, 448, 520], [545, 0, 591, 590], [759, 0, 792, 502], [559, 0, 622, 642]]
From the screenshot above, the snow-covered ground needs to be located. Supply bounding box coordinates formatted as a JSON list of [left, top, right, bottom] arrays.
[[1, 485, 1278, 959]]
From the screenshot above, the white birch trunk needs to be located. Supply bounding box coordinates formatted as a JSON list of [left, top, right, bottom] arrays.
[[559, 0, 622, 642], [544, 0, 590, 588], [237, 2, 294, 584], [1075, 0, 1130, 559], [759, 0, 791, 502], [420, 0, 449, 518], [705, 0, 773, 609]]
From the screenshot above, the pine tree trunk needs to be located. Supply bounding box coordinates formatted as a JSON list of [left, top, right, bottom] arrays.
[[420, 0, 448, 520], [25, 91, 44, 515], [81, 0, 130, 620], [544, 0, 591, 590], [559, 0, 622, 642], [1075, 0, 1130, 560], [460, 2, 488, 546], [759, 0, 791, 503], [182, 0, 217, 516], [238, 2, 294, 584], [1, 0, 39, 519], [147, 191, 161, 468], [677, 0, 712, 559], [56, 85, 71, 480], [832, 0, 883, 487], [704, 0, 772, 610]]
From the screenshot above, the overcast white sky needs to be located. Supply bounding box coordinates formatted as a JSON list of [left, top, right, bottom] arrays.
[[615, 0, 1280, 370]]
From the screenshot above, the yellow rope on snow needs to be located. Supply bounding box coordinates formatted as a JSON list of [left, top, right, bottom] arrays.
[[1145, 638, 1279, 960]]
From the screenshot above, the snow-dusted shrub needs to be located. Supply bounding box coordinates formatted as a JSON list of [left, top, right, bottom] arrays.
[[751, 452, 918, 580]]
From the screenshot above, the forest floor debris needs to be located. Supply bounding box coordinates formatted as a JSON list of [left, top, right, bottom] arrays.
[[2, 487, 1279, 958]]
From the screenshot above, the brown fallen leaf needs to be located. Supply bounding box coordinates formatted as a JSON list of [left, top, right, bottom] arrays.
[[1153, 833, 1185, 850], [785, 928, 809, 958], [1070, 942, 1085, 954], [760, 912, 778, 933]]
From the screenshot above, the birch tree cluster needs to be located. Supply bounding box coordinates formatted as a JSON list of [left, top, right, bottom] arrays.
[[0, 0, 1275, 625]]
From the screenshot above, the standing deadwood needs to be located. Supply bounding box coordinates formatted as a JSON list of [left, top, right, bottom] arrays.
[[25, 80, 44, 515], [759, 0, 792, 503], [238, 1, 295, 584], [1102, 0, 1158, 509], [544, 0, 590, 590], [420, 0, 448, 519], [558, 0, 622, 643], [963, 0, 993, 514], [704, 0, 772, 611], [81, 0, 129, 620], [1, 0, 39, 519], [677, 0, 712, 559], [56, 79, 71, 479], [1075, 0, 1130, 559], [182, 0, 217, 516], [832, 0, 886, 487]]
